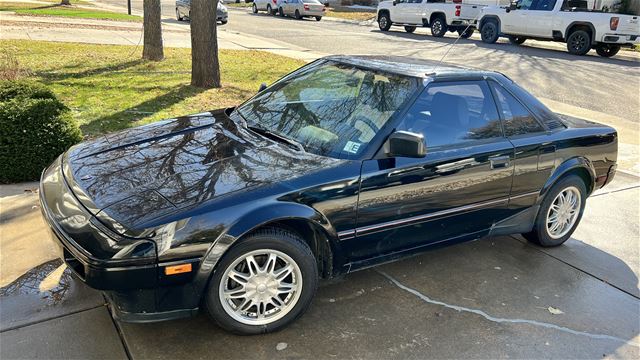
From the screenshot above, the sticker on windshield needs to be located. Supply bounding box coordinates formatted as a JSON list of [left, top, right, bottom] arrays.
[[343, 141, 361, 154]]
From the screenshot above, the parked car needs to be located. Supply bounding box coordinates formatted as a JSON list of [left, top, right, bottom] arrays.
[[40, 55, 617, 335], [253, 0, 279, 14], [176, 0, 229, 24], [377, 0, 491, 37], [479, 0, 640, 57], [277, 0, 325, 21]]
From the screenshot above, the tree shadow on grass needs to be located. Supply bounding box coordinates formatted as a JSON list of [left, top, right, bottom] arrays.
[[37, 59, 147, 82], [80, 84, 207, 135]]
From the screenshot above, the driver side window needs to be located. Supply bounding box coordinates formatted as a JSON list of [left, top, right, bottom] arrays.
[[397, 81, 504, 150], [517, 0, 534, 10]]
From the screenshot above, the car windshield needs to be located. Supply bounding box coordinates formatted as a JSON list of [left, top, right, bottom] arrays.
[[302, 0, 321, 3], [235, 61, 418, 159]]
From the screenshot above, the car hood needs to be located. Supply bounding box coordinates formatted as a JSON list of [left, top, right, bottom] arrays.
[[64, 109, 340, 235]]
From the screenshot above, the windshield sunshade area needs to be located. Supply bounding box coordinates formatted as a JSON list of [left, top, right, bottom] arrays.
[[236, 61, 418, 159]]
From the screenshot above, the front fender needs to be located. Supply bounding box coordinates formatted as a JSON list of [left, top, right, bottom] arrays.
[[539, 156, 596, 201], [190, 202, 340, 304]]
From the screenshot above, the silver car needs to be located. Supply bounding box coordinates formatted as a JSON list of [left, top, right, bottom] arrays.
[[176, 0, 229, 24], [277, 0, 325, 21]]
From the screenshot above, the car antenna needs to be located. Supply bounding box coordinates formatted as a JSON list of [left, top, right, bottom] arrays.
[[429, 10, 483, 76]]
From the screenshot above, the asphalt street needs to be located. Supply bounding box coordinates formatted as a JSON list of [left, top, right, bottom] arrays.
[[95, 0, 640, 126]]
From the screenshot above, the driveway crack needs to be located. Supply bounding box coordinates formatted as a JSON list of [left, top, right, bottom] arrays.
[[376, 269, 639, 347]]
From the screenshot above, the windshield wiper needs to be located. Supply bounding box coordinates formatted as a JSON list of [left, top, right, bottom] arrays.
[[246, 125, 305, 152]]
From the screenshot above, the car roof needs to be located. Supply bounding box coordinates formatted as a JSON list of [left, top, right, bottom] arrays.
[[325, 55, 497, 80]]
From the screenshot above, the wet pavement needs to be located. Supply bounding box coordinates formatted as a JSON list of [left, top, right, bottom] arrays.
[[0, 173, 638, 359]]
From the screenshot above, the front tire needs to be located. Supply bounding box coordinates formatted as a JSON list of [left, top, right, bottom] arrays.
[[595, 43, 621, 57], [566, 30, 591, 55], [279, 7, 284, 17], [204, 228, 318, 335], [294, 9, 301, 19], [267, 4, 273, 15], [404, 25, 416, 33], [523, 175, 587, 247], [430, 16, 447, 37], [378, 13, 391, 31], [480, 19, 499, 43], [252, 3, 258, 13], [509, 36, 526, 45]]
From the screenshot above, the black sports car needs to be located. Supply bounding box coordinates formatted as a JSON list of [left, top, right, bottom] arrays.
[[40, 56, 617, 334]]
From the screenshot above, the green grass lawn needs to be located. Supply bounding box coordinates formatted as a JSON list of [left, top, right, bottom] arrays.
[[0, 3, 141, 21], [0, 40, 304, 137]]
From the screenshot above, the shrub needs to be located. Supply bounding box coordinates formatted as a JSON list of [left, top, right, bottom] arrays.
[[0, 81, 82, 183]]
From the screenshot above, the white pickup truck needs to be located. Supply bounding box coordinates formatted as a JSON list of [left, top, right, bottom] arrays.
[[479, 0, 640, 57], [377, 0, 506, 38]]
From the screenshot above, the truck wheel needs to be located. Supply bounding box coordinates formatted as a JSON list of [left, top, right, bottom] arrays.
[[457, 28, 474, 39], [278, 7, 284, 17], [480, 20, 499, 43], [595, 44, 620, 58], [204, 227, 318, 335], [509, 36, 526, 45], [267, 4, 273, 15], [378, 13, 391, 31], [252, 3, 258, 14], [295, 9, 302, 19], [430, 16, 447, 37], [404, 26, 416, 33], [523, 175, 586, 247], [566, 30, 591, 55]]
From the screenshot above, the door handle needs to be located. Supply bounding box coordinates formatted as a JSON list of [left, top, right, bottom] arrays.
[[489, 155, 510, 169]]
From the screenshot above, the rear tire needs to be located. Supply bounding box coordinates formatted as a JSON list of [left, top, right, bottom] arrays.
[[566, 30, 591, 55], [315, 16, 322, 21], [378, 13, 391, 31], [279, 7, 284, 16], [480, 19, 499, 43], [267, 4, 273, 15], [509, 36, 526, 45], [457, 28, 474, 39], [523, 175, 587, 247], [595, 43, 620, 57], [252, 3, 258, 13], [204, 228, 318, 335], [295, 9, 301, 19], [404, 25, 416, 33], [430, 16, 447, 37]]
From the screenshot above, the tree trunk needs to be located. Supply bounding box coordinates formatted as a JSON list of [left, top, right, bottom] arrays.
[[60, 0, 70, 5], [190, 0, 221, 88], [142, 0, 164, 61]]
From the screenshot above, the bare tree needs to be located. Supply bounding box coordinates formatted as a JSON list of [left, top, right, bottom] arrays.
[[190, 0, 221, 88], [143, 0, 164, 61]]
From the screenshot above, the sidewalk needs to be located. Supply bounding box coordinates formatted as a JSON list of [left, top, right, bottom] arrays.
[[0, 12, 324, 61]]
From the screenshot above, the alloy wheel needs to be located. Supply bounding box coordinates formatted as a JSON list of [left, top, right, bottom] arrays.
[[218, 249, 303, 325], [570, 34, 587, 52], [545, 186, 581, 239]]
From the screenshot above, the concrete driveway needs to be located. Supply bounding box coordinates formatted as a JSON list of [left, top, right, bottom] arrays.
[[1, 172, 638, 359]]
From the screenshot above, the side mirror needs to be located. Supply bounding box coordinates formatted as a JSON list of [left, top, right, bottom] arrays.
[[385, 131, 426, 158], [508, 1, 518, 11], [258, 82, 267, 92]]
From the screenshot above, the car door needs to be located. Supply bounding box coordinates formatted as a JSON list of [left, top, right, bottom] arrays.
[[403, 0, 425, 25], [392, 0, 412, 23], [488, 80, 556, 216], [501, 0, 532, 35], [523, 0, 557, 37], [344, 80, 515, 263]]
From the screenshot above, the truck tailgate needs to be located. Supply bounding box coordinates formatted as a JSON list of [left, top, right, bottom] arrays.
[[617, 15, 640, 35], [460, 4, 484, 20]]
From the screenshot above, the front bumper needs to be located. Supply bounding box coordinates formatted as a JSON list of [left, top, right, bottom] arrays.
[[601, 33, 639, 45], [39, 156, 202, 322]]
